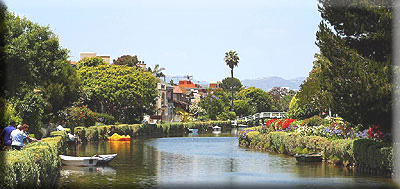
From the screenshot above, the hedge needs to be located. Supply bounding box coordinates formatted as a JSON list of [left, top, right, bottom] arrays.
[[239, 130, 392, 175], [73, 121, 231, 142], [0, 132, 67, 188]]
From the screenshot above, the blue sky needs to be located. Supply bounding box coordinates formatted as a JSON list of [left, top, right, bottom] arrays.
[[4, 0, 321, 81]]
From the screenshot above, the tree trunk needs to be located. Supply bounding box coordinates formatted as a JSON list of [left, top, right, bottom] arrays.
[[231, 68, 234, 111]]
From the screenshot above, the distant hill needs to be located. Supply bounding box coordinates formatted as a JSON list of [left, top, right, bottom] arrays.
[[166, 75, 306, 91], [241, 76, 306, 91]]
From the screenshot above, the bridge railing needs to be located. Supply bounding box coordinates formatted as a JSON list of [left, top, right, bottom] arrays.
[[237, 112, 286, 121]]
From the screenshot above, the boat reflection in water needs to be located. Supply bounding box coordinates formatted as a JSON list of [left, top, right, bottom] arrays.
[[60, 166, 116, 177]]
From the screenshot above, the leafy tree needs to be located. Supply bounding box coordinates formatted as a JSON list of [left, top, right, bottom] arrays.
[[216, 111, 236, 121], [14, 91, 47, 136], [3, 11, 80, 134], [189, 101, 206, 117], [280, 92, 295, 112], [233, 99, 254, 117], [316, 0, 392, 131], [113, 55, 139, 67], [286, 94, 306, 119], [224, 50, 239, 111], [0, 98, 22, 130], [0, 5, 8, 129], [268, 87, 289, 111], [236, 87, 276, 113], [77, 57, 107, 68], [221, 77, 242, 92], [0, 4, 6, 99], [296, 54, 332, 117], [199, 89, 230, 120], [78, 64, 158, 123]]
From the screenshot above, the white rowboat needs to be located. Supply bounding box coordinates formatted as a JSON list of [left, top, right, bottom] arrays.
[[60, 155, 99, 167], [60, 154, 118, 166]]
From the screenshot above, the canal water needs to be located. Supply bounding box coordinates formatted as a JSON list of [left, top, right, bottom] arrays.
[[57, 129, 396, 188]]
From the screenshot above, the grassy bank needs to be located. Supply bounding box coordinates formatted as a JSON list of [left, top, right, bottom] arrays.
[[0, 132, 68, 188], [73, 121, 231, 142], [239, 129, 392, 176]]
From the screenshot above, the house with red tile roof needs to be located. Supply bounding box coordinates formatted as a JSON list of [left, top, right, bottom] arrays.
[[173, 86, 188, 110]]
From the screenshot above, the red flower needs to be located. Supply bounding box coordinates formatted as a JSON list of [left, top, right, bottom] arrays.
[[368, 127, 372, 138]]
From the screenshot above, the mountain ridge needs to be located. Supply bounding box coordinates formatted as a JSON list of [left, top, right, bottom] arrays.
[[165, 75, 306, 91]]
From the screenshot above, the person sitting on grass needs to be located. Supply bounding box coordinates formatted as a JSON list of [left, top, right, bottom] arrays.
[[1, 121, 17, 150], [10, 124, 37, 150]]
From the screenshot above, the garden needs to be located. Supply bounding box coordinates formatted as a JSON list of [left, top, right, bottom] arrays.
[[238, 115, 393, 176]]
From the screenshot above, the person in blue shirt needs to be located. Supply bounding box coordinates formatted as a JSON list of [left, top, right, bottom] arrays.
[[1, 121, 16, 150], [10, 124, 37, 150]]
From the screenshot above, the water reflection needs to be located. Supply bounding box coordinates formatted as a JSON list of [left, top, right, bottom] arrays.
[[57, 130, 396, 188]]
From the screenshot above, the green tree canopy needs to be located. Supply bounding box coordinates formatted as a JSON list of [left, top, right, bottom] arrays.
[[199, 89, 231, 120], [236, 87, 276, 113], [78, 64, 158, 123], [286, 94, 306, 119], [268, 87, 295, 112], [77, 57, 107, 68], [296, 54, 332, 118], [314, 0, 392, 130], [233, 99, 254, 117], [113, 55, 139, 67], [3, 11, 80, 133], [221, 77, 242, 92]]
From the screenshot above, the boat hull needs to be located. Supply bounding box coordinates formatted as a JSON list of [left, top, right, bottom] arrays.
[[108, 138, 130, 141], [295, 154, 322, 162], [60, 155, 99, 167]]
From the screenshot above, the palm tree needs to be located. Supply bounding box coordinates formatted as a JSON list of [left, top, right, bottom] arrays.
[[148, 64, 166, 81], [224, 50, 239, 111]]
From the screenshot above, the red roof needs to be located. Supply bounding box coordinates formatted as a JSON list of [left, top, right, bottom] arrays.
[[178, 80, 196, 88]]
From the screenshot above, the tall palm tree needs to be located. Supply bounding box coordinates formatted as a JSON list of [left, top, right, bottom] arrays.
[[224, 50, 239, 111]]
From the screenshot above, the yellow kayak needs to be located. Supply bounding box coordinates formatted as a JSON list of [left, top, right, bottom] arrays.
[[107, 133, 131, 141]]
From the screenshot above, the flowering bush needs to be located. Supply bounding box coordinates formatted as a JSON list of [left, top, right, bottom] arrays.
[[367, 125, 390, 140], [62, 105, 96, 127], [264, 118, 296, 131], [262, 116, 391, 141], [240, 127, 261, 140]]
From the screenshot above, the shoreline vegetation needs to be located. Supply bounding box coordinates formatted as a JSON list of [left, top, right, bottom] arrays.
[[0, 121, 231, 188], [70, 121, 231, 142], [238, 126, 393, 177], [0, 132, 67, 188]]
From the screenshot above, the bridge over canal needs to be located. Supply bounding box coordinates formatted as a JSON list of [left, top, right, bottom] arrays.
[[232, 112, 286, 127]]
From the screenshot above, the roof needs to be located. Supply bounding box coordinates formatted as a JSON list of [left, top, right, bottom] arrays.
[[173, 86, 186, 94]]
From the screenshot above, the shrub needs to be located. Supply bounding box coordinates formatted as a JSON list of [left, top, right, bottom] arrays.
[[0, 132, 67, 188], [353, 139, 392, 171], [301, 115, 328, 126], [94, 112, 115, 125], [238, 130, 392, 173]]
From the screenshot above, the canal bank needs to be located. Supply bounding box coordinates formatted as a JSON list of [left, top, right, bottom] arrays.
[[238, 129, 393, 177], [73, 121, 231, 142]]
